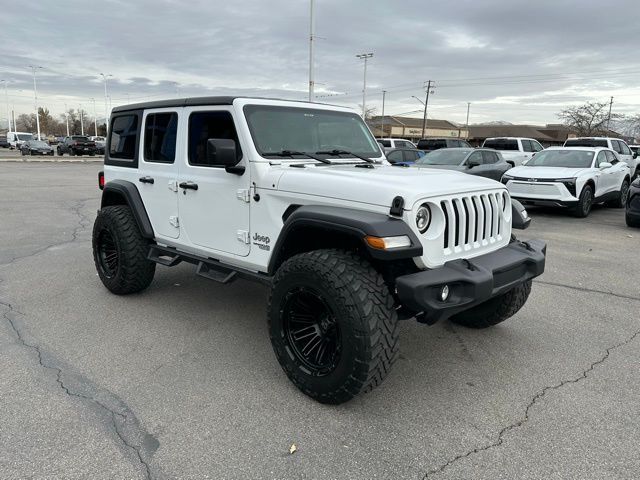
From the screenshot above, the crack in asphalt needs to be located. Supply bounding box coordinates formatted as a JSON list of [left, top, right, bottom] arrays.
[[422, 328, 640, 479], [534, 279, 640, 302], [0, 199, 157, 479]]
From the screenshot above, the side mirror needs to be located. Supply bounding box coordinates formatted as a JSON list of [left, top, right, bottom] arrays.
[[599, 162, 612, 169], [467, 160, 480, 169], [633, 152, 638, 159], [206, 138, 244, 174]]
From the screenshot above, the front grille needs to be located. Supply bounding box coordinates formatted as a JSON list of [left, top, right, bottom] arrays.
[[440, 192, 506, 252]]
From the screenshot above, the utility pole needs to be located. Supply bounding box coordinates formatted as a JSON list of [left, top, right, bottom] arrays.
[[356, 52, 374, 118], [1, 80, 11, 132], [79, 105, 84, 135], [465, 102, 471, 139], [308, 0, 315, 101], [380, 90, 387, 138], [606, 96, 614, 132], [100, 73, 112, 133], [64, 103, 69, 136], [29, 65, 43, 140], [421, 80, 434, 139], [91, 98, 98, 136]]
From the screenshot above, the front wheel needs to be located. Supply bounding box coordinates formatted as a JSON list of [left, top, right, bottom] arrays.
[[573, 184, 593, 217], [92, 205, 156, 295], [450, 280, 532, 329], [268, 250, 399, 404]]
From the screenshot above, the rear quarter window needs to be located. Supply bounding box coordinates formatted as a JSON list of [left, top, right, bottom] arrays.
[[483, 139, 519, 151], [106, 111, 142, 167]]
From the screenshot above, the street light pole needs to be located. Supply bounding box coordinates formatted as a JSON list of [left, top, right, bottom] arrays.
[[356, 52, 373, 118], [91, 98, 98, 136], [606, 96, 614, 132], [308, 0, 315, 101], [64, 102, 69, 136], [29, 65, 43, 140], [380, 90, 387, 138], [100, 73, 112, 133], [465, 102, 471, 139], [421, 80, 434, 139], [0, 80, 11, 132], [79, 105, 84, 135]]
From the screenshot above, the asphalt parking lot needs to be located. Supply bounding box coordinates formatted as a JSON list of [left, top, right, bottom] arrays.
[[1, 162, 639, 480]]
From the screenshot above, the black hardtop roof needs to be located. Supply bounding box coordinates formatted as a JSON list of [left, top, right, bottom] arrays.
[[111, 96, 332, 113]]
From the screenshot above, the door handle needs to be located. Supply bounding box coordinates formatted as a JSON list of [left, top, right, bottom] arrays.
[[139, 176, 154, 184], [179, 181, 199, 191]]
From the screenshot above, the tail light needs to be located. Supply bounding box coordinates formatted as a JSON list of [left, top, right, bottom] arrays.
[[98, 171, 105, 190]]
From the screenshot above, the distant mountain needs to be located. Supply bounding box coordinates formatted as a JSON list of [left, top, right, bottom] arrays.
[[473, 121, 514, 126]]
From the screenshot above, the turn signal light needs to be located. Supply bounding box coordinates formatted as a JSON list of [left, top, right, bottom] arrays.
[[364, 235, 411, 250]]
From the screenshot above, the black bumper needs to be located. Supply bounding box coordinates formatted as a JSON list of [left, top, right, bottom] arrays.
[[513, 197, 577, 208], [396, 239, 546, 323]]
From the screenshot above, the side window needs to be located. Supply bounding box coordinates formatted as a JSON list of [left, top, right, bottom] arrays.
[[620, 142, 632, 156], [109, 114, 139, 160], [467, 151, 483, 164], [386, 150, 403, 163], [521, 139, 534, 152], [532, 140, 544, 152], [405, 150, 420, 162], [144, 112, 178, 163], [379, 140, 391, 148], [595, 151, 607, 167], [605, 150, 618, 164], [611, 140, 623, 154], [188, 111, 242, 167], [481, 150, 497, 164]]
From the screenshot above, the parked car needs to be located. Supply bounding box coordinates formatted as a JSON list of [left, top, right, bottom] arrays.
[[57, 136, 97, 156], [6, 131, 34, 150], [416, 138, 470, 152], [482, 137, 544, 167], [20, 139, 54, 156], [385, 148, 425, 164], [89, 135, 106, 155], [377, 138, 416, 152], [502, 147, 630, 217], [47, 135, 61, 145], [0, 135, 9, 148], [564, 137, 637, 179], [630, 144, 639, 156], [413, 148, 512, 181], [626, 177, 640, 227]]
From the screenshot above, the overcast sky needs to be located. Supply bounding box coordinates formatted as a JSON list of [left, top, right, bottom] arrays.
[[2, 0, 639, 128]]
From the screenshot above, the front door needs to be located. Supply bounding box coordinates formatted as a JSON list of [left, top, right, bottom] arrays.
[[178, 107, 251, 257]]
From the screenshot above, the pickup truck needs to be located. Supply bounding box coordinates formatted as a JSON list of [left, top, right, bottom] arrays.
[[57, 136, 97, 156], [482, 137, 544, 166]]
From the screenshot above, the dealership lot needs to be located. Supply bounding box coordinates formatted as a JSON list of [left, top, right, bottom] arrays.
[[1, 162, 639, 479]]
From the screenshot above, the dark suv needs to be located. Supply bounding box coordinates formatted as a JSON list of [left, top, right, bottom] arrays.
[[57, 136, 97, 156], [417, 138, 471, 152]]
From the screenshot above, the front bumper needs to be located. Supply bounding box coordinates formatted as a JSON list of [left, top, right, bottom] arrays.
[[396, 239, 546, 323]]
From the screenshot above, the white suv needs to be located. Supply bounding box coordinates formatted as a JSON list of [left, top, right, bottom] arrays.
[[482, 137, 544, 166], [564, 137, 637, 179], [93, 96, 546, 404], [502, 147, 630, 217], [377, 138, 416, 152]]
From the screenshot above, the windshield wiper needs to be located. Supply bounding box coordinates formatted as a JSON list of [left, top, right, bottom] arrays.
[[315, 149, 375, 164], [263, 150, 332, 164]]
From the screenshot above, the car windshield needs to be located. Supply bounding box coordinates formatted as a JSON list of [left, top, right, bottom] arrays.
[[525, 150, 594, 168], [72, 136, 89, 141], [30, 141, 49, 147], [483, 139, 518, 150], [565, 139, 607, 147], [17, 134, 33, 141], [244, 105, 381, 159], [415, 149, 470, 166]]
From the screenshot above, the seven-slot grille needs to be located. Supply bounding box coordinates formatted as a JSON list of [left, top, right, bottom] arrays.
[[440, 192, 507, 253]]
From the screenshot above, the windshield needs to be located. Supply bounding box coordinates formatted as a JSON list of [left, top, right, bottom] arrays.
[[525, 150, 594, 168], [565, 139, 607, 147], [72, 136, 89, 141], [17, 134, 33, 141], [484, 139, 518, 151], [30, 141, 49, 147], [243, 105, 381, 159], [416, 149, 470, 165]]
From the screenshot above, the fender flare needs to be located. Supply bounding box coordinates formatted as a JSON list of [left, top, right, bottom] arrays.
[[101, 180, 155, 239], [268, 205, 423, 274]]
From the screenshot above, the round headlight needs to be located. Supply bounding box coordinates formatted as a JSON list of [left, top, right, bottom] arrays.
[[416, 204, 431, 233]]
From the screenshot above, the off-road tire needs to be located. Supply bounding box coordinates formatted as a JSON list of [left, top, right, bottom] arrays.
[[626, 212, 640, 228], [450, 280, 532, 329], [268, 249, 399, 404], [92, 205, 155, 295], [606, 179, 629, 208], [573, 184, 593, 218], [57, 148, 63, 156]]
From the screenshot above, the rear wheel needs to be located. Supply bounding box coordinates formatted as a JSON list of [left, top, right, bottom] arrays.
[[450, 281, 532, 329], [573, 184, 593, 217], [606, 179, 629, 208], [92, 205, 155, 294], [268, 249, 399, 404]]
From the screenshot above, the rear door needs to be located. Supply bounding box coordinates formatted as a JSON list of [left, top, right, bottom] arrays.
[[137, 109, 181, 239], [480, 150, 504, 180]]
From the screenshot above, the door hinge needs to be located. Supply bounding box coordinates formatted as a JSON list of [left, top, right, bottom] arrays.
[[236, 189, 250, 202], [168, 180, 178, 192], [237, 230, 250, 244], [169, 216, 180, 228]]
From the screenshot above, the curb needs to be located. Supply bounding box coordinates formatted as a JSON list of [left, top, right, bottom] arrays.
[[0, 158, 103, 163]]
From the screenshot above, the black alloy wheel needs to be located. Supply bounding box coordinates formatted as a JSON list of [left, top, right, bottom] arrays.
[[96, 229, 119, 278]]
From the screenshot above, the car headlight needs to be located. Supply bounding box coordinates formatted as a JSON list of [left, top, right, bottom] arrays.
[[551, 177, 577, 196], [415, 204, 431, 233]]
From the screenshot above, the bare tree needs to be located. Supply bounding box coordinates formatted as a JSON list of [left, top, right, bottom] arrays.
[[613, 114, 640, 139], [557, 101, 622, 136], [15, 113, 36, 132]]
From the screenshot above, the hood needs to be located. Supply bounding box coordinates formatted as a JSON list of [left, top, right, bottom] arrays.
[[414, 164, 464, 172], [509, 166, 589, 179], [275, 164, 504, 209]]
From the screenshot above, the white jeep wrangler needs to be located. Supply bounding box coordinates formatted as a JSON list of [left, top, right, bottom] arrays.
[[93, 97, 546, 404]]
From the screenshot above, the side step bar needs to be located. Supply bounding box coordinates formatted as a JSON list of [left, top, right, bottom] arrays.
[[147, 245, 272, 285]]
